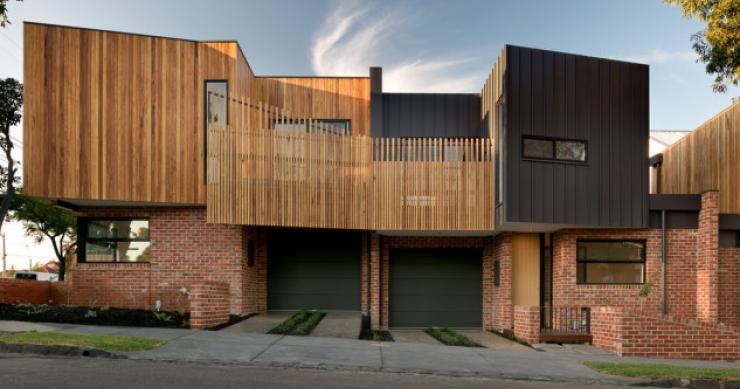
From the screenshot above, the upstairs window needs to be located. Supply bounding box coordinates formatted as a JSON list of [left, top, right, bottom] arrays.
[[273, 119, 351, 136], [79, 219, 151, 263], [576, 240, 645, 284], [522, 136, 587, 163], [205, 81, 228, 128]]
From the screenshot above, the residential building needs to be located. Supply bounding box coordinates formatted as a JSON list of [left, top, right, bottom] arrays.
[[22, 23, 740, 358]]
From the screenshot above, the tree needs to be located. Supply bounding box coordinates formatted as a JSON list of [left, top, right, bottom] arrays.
[[11, 193, 76, 281], [665, 0, 740, 92], [0, 78, 22, 234]]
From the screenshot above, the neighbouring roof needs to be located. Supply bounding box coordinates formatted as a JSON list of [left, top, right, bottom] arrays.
[[649, 130, 691, 157]]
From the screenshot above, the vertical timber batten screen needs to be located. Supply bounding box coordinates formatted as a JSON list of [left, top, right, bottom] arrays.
[[207, 95, 494, 231]]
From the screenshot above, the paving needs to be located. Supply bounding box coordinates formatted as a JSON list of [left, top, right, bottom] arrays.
[[221, 311, 293, 334], [310, 311, 362, 339], [389, 330, 441, 345], [0, 320, 738, 385], [458, 330, 532, 350]]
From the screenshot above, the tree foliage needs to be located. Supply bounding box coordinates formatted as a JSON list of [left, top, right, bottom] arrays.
[[665, 0, 740, 92], [0, 78, 22, 234], [11, 193, 77, 281]]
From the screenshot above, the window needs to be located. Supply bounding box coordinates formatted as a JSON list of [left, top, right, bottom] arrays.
[[576, 240, 645, 284], [273, 119, 351, 135], [204, 80, 228, 183], [79, 219, 151, 263], [522, 136, 587, 163], [495, 99, 505, 204]]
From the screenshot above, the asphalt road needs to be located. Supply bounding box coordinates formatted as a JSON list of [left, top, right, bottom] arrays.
[[0, 356, 640, 389]]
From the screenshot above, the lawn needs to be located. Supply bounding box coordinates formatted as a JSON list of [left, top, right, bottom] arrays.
[[585, 361, 740, 381], [425, 327, 483, 347], [0, 331, 166, 352], [268, 310, 325, 336]]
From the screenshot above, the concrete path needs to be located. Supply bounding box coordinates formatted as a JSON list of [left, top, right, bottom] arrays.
[[389, 330, 441, 345], [0, 320, 738, 385], [221, 312, 293, 334], [458, 330, 531, 351], [310, 312, 361, 339]]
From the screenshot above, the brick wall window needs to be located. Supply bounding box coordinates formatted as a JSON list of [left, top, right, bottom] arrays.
[[78, 218, 150, 263], [576, 240, 645, 284]]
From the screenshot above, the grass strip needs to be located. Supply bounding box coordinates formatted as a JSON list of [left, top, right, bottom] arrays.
[[0, 331, 165, 352], [584, 361, 740, 380], [425, 327, 483, 347], [290, 311, 325, 336]]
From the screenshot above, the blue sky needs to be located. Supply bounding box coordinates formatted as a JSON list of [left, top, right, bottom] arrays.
[[0, 0, 737, 266]]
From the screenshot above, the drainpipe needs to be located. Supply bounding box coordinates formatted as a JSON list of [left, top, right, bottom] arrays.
[[661, 209, 667, 315]]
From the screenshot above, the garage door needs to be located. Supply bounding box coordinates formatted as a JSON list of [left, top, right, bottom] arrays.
[[268, 230, 361, 311], [390, 249, 482, 328]]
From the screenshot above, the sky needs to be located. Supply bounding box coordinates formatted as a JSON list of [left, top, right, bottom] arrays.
[[0, 0, 738, 268]]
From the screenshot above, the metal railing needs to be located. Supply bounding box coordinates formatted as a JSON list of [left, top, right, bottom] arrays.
[[541, 306, 591, 335]]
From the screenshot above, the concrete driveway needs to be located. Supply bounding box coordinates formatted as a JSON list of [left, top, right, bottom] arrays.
[[390, 329, 531, 351], [221, 311, 362, 339]]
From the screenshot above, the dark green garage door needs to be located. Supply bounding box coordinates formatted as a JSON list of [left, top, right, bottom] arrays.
[[268, 230, 361, 311], [390, 249, 482, 328]]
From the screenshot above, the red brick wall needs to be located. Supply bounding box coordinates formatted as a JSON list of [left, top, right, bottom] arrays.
[[719, 247, 740, 327], [189, 281, 230, 329], [697, 191, 720, 323], [490, 233, 513, 331], [553, 228, 698, 319], [68, 208, 248, 313], [0, 279, 51, 305], [242, 227, 267, 313], [513, 305, 540, 344], [591, 306, 740, 360], [371, 236, 491, 330]]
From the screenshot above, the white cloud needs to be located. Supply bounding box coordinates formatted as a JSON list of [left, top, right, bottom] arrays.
[[311, 2, 483, 93], [618, 49, 697, 65]]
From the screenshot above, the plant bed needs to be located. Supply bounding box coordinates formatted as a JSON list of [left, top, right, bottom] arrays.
[[584, 361, 740, 381], [268, 310, 325, 336], [359, 328, 394, 342], [0, 303, 189, 328], [425, 327, 483, 347], [207, 312, 258, 331], [0, 331, 165, 352]]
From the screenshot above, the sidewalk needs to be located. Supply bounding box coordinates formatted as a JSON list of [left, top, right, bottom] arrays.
[[0, 320, 738, 385]]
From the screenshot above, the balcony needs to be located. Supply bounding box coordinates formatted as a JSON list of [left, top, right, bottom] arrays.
[[206, 97, 494, 231]]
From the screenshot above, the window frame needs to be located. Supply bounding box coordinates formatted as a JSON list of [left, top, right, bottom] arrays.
[[203, 79, 229, 184], [576, 239, 646, 285], [521, 135, 588, 164], [78, 217, 152, 264]]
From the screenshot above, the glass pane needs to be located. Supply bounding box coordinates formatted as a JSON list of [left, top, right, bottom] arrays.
[[86, 241, 116, 262], [523, 138, 553, 159], [556, 140, 586, 161], [206, 81, 228, 127], [578, 241, 644, 262], [584, 263, 644, 284], [87, 220, 150, 240]]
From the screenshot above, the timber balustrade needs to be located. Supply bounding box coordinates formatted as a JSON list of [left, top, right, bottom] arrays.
[[206, 94, 494, 231]]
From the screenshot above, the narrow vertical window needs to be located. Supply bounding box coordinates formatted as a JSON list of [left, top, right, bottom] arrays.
[[495, 98, 505, 205], [204, 80, 228, 183]]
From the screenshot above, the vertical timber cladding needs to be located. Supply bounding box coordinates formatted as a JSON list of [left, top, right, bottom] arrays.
[[267, 229, 362, 311], [660, 101, 740, 214], [512, 234, 540, 307], [389, 249, 483, 328], [504, 45, 649, 228]]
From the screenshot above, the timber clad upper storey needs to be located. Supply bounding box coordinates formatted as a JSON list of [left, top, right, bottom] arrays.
[[24, 22, 653, 232]]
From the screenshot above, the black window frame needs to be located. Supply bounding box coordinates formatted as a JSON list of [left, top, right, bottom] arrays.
[[204, 79, 229, 184], [576, 239, 646, 285], [78, 217, 151, 264], [521, 135, 588, 164], [272, 118, 352, 136]]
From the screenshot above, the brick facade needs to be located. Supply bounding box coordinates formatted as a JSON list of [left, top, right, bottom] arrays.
[[490, 233, 513, 332], [189, 281, 230, 329], [696, 191, 720, 323], [513, 305, 540, 344], [719, 247, 740, 327], [65, 207, 250, 314], [591, 306, 740, 360]]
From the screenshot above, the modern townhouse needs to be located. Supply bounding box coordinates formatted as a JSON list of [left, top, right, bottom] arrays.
[[22, 22, 740, 359]]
